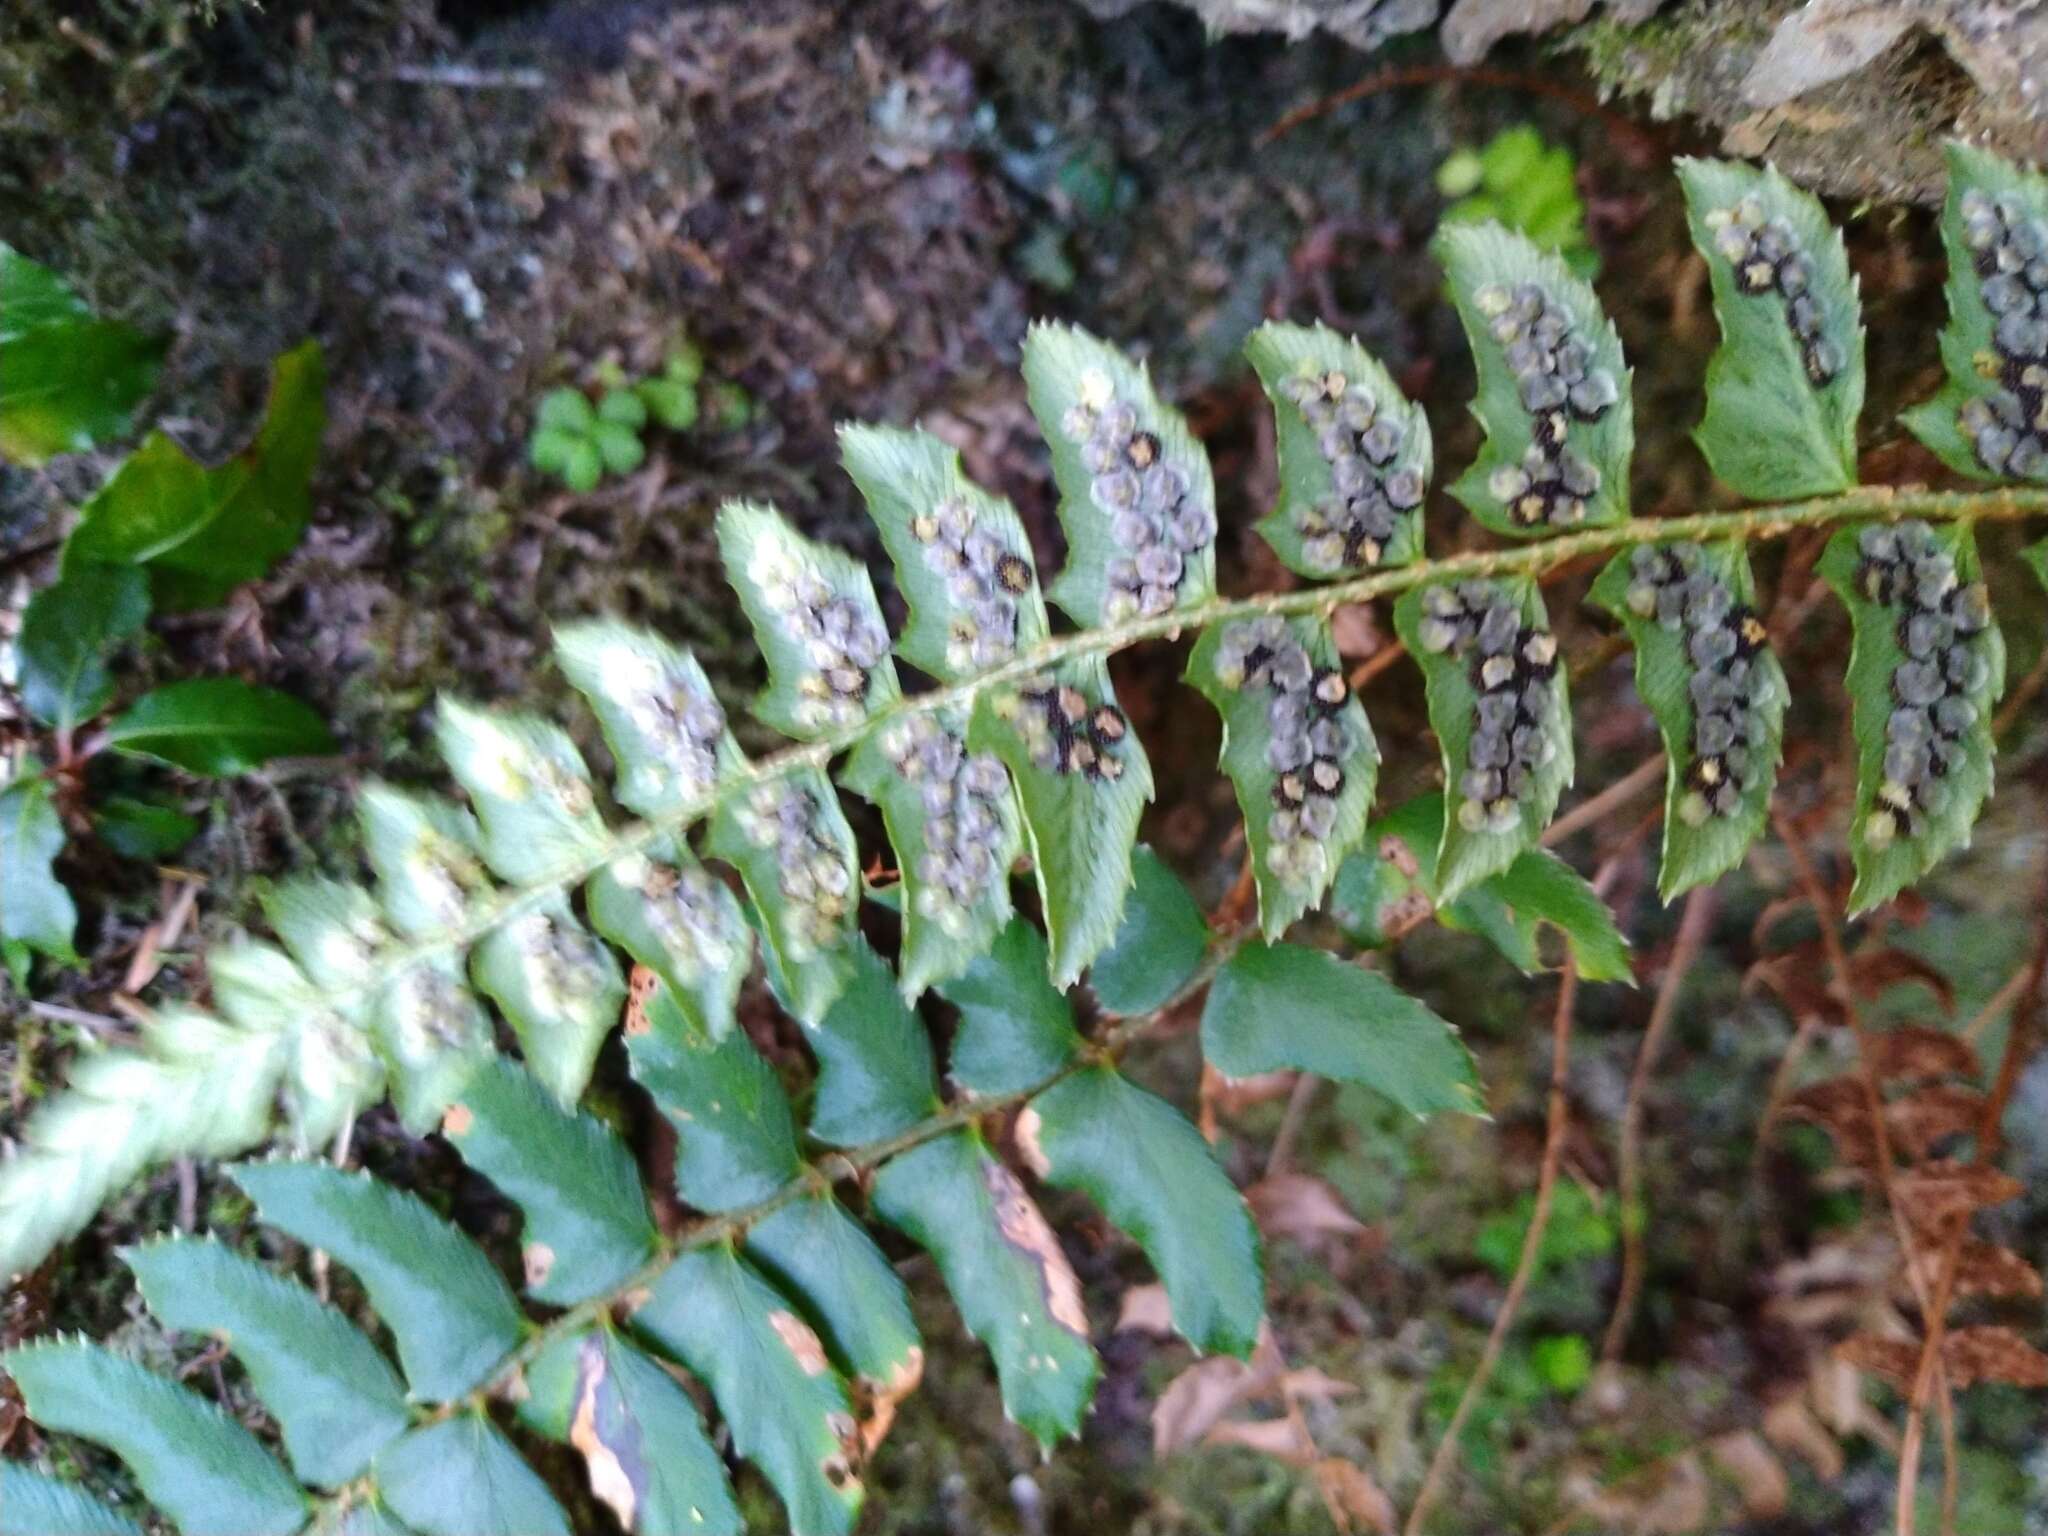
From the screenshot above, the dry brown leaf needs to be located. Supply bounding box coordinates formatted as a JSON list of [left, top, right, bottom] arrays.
[[1894, 1160, 2024, 1231], [1763, 1393, 1844, 1480], [1782, 1077, 1876, 1169], [1313, 1457, 1396, 1536], [1204, 1415, 1316, 1465], [1707, 1430, 1788, 1518], [1866, 1023, 1977, 1083], [1153, 1337, 1287, 1460], [1951, 1239, 2045, 1300], [1886, 1084, 1985, 1160], [1116, 1283, 1175, 1337], [1837, 1332, 1920, 1391], [1944, 1326, 2048, 1389], [1245, 1173, 1372, 1247], [1746, 951, 1846, 1029], [1279, 1367, 1358, 1405], [1851, 950, 1957, 1012]]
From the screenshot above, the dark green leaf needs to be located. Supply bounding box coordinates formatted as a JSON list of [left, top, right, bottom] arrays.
[[1186, 615, 1379, 939], [1022, 1066, 1263, 1357], [1244, 321, 1431, 578], [1021, 322, 1218, 626], [0, 244, 162, 466], [1471, 848, 1633, 985], [105, 679, 335, 775], [1437, 223, 1632, 537], [92, 796, 199, 860], [1678, 158, 1863, 499], [938, 919, 1082, 1097], [630, 1244, 865, 1536], [870, 1130, 1099, 1450], [64, 341, 324, 608], [0, 1465, 145, 1536], [468, 895, 624, 1105], [375, 1417, 570, 1536], [1588, 540, 1789, 900], [746, 1193, 924, 1404], [441, 1057, 656, 1304], [1818, 520, 2006, 912], [232, 1161, 524, 1403], [2, 1341, 307, 1536], [0, 767, 77, 964], [1202, 942, 1483, 1118], [124, 1236, 410, 1487], [628, 976, 804, 1209], [1088, 845, 1209, 1013], [516, 1328, 742, 1536], [1392, 576, 1574, 902], [805, 937, 941, 1146], [18, 565, 149, 731]]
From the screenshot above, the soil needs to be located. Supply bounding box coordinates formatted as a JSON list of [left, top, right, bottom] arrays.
[[4, 2, 2048, 1532]]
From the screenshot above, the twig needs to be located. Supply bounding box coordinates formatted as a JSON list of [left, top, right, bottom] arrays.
[[379, 63, 547, 90], [1541, 753, 1665, 849], [1403, 962, 1580, 1536], [1600, 885, 1715, 1364], [1991, 644, 2048, 740], [1961, 960, 2032, 1042], [1264, 1071, 1320, 1179]]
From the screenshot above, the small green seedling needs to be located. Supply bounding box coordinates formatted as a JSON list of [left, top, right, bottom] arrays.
[[529, 387, 648, 492], [635, 343, 705, 430], [1439, 125, 1596, 277]]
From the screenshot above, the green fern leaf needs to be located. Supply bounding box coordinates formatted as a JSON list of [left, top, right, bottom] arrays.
[[434, 699, 609, 885], [804, 938, 943, 1145], [0, 1465, 145, 1536], [1902, 143, 2048, 483], [373, 1417, 570, 1536], [1245, 321, 1431, 577], [232, 1162, 523, 1403], [468, 894, 624, 1103], [1819, 520, 2006, 912], [630, 1244, 865, 1536], [370, 953, 495, 1133], [1202, 941, 1483, 1118], [440, 1057, 656, 1304], [1589, 540, 1789, 900], [517, 1328, 743, 1536], [587, 838, 749, 1040], [1186, 615, 1379, 939], [554, 620, 741, 819], [357, 782, 490, 940], [1022, 321, 1218, 626], [839, 423, 1050, 679], [704, 765, 860, 1024], [939, 919, 1082, 1096], [208, 942, 382, 1147], [123, 1236, 410, 1487], [1021, 1066, 1264, 1358], [1086, 844, 1209, 1013], [715, 498, 901, 737], [1, 1342, 308, 1536], [970, 656, 1153, 986], [1678, 158, 1863, 499], [1437, 222, 1633, 536], [870, 1130, 1100, 1450], [1393, 576, 1574, 901]]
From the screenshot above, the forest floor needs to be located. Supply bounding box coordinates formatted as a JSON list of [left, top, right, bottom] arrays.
[[5, 1, 2048, 1532]]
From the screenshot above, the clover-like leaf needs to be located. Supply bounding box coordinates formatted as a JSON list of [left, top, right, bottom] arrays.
[[1393, 575, 1574, 902], [1679, 158, 1863, 499], [1022, 321, 1218, 626], [1590, 539, 1790, 900], [1187, 613, 1378, 938], [1819, 520, 2005, 912], [1245, 321, 1431, 577], [1437, 223, 1632, 536]]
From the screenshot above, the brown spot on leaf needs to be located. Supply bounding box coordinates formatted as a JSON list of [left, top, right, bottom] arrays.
[[440, 1103, 474, 1138], [855, 1346, 924, 1458], [768, 1309, 831, 1376], [523, 1243, 556, 1290], [570, 1335, 644, 1531], [983, 1158, 1089, 1337], [1866, 1023, 1977, 1083], [1013, 1106, 1050, 1178], [623, 964, 660, 1036], [1943, 1325, 2048, 1389]]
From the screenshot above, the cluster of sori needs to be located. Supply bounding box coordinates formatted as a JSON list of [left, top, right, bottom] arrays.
[[880, 715, 1012, 929], [1278, 370, 1425, 571], [1854, 521, 1995, 848], [1957, 188, 2048, 478], [1473, 282, 1618, 529], [1212, 618, 1353, 881], [757, 562, 891, 731], [1006, 675, 1130, 781], [1061, 380, 1216, 619], [1707, 196, 1845, 386], [616, 651, 728, 788], [906, 495, 1037, 671], [627, 854, 744, 970], [735, 783, 854, 949], [1414, 582, 1561, 833], [1624, 543, 1773, 824], [509, 910, 613, 1013]]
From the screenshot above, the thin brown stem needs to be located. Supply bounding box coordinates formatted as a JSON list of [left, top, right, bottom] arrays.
[[1600, 885, 1715, 1364], [1540, 753, 1665, 850]]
